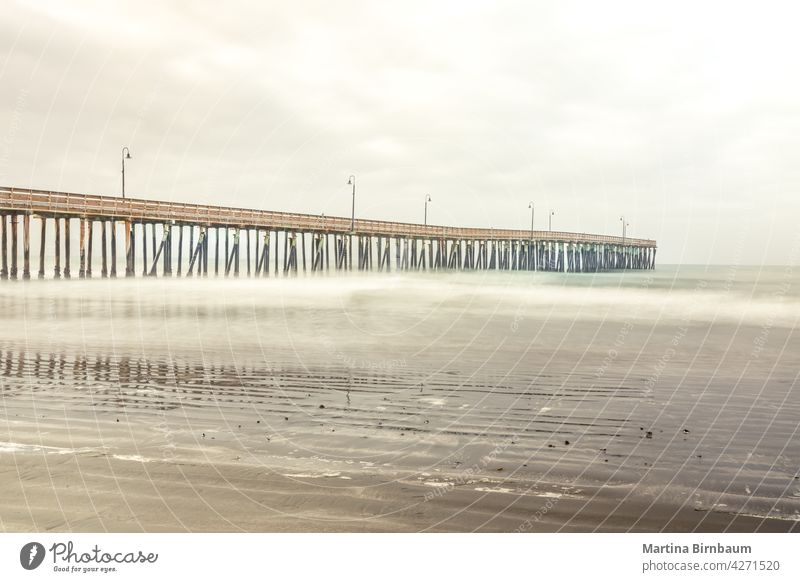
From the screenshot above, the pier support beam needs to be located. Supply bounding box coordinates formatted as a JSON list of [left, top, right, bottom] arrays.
[[202, 226, 209, 276], [187, 227, 205, 276], [348, 234, 353, 270], [79, 218, 87, 278], [164, 224, 172, 277], [234, 230, 240, 276], [110, 220, 117, 278], [124, 221, 133, 277], [257, 230, 270, 276], [215, 227, 220, 276], [10, 215, 18, 279], [0, 214, 6, 280], [101, 221, 108, 277], [200, 226, 208, 275], [224, 227, 229, 274], [54, 218, 61, 279], [266, 230, 281, 277], [301, 231, 307, 273], [38, 216, 46, 279], [64, 218, 71, 278], [22, 214, 30, 279], [141, 223, 148, 277], [246, 229, 252, 276], [87, 220, 93, 278], [152, 222, 157, 265], [225, 229, 241, 276], [149, 225, 170, 277], [177, 225, 184, 276]]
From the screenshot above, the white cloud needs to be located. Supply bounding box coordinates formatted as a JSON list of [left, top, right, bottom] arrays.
[[2, 0, 800, 263]]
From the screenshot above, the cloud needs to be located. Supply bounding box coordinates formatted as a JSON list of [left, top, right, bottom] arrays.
[[1, 0, 799, 263]]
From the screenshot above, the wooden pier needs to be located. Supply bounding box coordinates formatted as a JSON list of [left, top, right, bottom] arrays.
[[0, 186, 656, 280]]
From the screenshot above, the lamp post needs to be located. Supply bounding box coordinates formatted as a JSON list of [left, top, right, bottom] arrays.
[[347, 175, 355, 270], [424, 194, 432, 226], [549, 209, 554, 232], [121, 147, 132, 198], [347, 175, 356, 232], [619, 216, 629, 270], [528, 202, 535, 237], [528, 202, 535, 270]]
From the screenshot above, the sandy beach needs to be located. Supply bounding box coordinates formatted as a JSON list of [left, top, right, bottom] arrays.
[[2, 447, 795, 532], [1, 268, 799, 532]]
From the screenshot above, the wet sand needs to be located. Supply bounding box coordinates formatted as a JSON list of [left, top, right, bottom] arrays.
[[1, 444, 795, 532], [1, 270, 799, 531]]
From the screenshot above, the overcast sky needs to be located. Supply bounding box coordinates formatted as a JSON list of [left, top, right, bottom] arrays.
[[2, 1, 799, 264]]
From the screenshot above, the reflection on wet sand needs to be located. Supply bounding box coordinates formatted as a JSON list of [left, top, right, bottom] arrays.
[[1, 268, 799, 531]]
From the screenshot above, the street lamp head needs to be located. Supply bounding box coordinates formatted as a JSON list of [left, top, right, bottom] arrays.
[[426, 194, 431, 202], [126, 152, 132, 159], [347, 175, 355, 185], [528, 202, 533, 209]]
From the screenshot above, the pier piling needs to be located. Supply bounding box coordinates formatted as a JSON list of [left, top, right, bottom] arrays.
[[110, 220, 117, 277], [64, 218, 71, 278], [0, 214, 6, 280], [22, 214, 30, 279], [54, 218, 61, 279], [38, 216, 46, 279], [141, 223, 148, 278], [101, 221, 108, 278], [10, 215, 18, 279], [87, 220, 94, 278]]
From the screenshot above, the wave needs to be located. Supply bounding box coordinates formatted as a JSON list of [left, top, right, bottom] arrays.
[[1, 271, 797, 330]]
